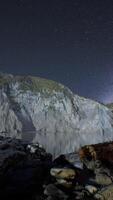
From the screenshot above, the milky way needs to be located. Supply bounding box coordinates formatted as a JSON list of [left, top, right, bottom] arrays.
[[0, 0, 113, 103]]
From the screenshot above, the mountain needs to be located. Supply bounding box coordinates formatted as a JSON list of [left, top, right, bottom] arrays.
[[0, 73, 113, 157]]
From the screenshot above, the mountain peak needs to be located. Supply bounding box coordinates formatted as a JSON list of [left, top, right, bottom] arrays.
[[0, 73, 113, 157]]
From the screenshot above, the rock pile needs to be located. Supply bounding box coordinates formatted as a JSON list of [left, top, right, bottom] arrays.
[[44, 142, 113, 200], [1, 137, 113, 200]]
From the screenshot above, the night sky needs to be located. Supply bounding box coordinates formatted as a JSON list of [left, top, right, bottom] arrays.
[[0, 0, 113, 103]]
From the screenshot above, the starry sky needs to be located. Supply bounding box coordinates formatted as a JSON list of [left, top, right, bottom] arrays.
[[0, 0, 113, 103]]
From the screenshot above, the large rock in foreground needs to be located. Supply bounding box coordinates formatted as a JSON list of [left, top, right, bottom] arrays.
[[0, 73, 113, 156], [0, 136, 52, 199], [1, 137, 113, 200]]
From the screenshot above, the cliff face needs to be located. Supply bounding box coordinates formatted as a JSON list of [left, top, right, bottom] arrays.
[[0, 73, 113, 157]]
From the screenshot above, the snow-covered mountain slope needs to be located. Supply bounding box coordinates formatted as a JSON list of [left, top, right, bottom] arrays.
[[0, 73, 113, 157]]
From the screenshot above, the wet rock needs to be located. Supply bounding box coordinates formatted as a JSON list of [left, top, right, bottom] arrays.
[[94, 184, 113, 200], [73, 186, 93, 200], [44, 184, 68, 200], [95, 173, 112, 186], [50, 168, 76, 180], [50, 167, 76, 188], [73, 185, 86, 199], [85, 185, 97, 194]]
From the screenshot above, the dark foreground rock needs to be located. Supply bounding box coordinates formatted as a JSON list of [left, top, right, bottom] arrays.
[[1, 138, 113, 200], [0, 136, 52, 199]]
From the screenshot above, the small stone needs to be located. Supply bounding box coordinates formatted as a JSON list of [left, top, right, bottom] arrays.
[[27, 144, 39, 153], [50, 168, 76, 180], [74, 185, 84, 191], [44, 184, 68, 199], [94, 193, 103, 200], [85, 185, 97, 194], [73, 190, 87, 200]]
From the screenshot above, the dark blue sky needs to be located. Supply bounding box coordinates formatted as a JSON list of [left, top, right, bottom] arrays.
[[0, 0, 113, 103]]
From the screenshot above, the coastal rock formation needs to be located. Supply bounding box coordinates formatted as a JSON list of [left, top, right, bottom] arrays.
[[47, 142, 113, 200], [1, 137, 113, 200], [0, 73, 113, 156]]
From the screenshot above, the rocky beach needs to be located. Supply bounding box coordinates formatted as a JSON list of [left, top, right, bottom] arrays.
[[1, 137, 113, 200], [0, 74, 113, 199]]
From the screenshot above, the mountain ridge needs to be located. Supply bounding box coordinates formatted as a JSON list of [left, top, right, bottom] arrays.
[[0, 73, 113, 157]]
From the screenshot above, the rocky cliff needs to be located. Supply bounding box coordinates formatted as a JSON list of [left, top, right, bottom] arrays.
[[0, 73, 113, 157]]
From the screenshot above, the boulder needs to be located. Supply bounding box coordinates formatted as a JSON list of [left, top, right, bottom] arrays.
[[85, 185, 97, 194], [0, 136, 52, 199], [95, 184, 113, 200], [50, 168, 76, 180], [79, 142, 113, 165]]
